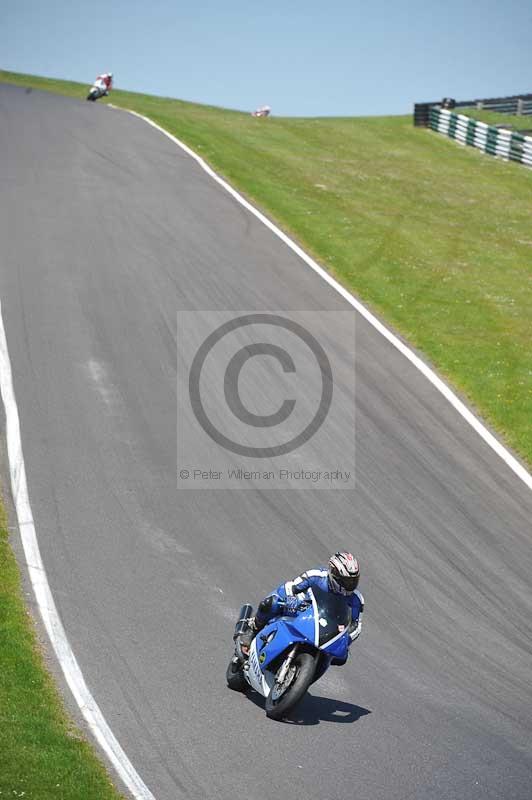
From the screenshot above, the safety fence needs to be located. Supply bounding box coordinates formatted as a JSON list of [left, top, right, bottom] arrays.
[[429, 107, 532, 168], [469, 95, 532, 116], [414, 92, 532, 127]]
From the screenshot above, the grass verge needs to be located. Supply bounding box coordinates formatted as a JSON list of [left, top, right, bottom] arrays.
[[0, 494, 124, 799]]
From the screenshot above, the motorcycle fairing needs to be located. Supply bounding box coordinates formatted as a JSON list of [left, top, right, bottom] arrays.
[[318, 628, 350, 661], [256, 605, 316, 673], [245, 638, 275, 696], [243, 587, 352, 697], [255, 586, 351, 670]]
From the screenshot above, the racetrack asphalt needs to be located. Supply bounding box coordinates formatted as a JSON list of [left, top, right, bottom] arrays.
[[1, 83, 532, 800]]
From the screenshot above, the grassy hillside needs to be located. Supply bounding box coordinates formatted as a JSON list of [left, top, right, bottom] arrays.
[[1, 71, 531, 466]]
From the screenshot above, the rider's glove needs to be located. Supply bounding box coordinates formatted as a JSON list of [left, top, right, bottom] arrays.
[[281, 596, 300, 616]]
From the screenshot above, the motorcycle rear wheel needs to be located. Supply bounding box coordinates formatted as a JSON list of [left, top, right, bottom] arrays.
[[226, 658, 247, 692], [265, 651, 316, 720]]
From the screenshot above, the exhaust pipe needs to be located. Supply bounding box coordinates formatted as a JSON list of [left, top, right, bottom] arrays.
[[233, 604, 253, 640]]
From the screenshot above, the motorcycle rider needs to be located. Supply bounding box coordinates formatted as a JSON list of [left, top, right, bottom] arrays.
[[240, 551, 364, 654], [95, 72, 113, 95], [251, 104, 271, 117]]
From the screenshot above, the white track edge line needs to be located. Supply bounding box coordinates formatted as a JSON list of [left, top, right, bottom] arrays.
[[113, 104, 532, 493], [0, 299, 156, 800]]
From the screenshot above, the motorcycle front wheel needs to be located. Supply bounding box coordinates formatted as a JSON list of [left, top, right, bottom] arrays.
[[265, 651, 316, 720]]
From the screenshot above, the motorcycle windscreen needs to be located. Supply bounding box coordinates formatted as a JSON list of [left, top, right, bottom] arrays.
[[311, 585, 352, 647]]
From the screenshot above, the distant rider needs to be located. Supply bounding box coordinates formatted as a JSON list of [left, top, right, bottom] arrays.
[[95, 72, 113, 95], [251, 105, 271, 117], [241, 551, 364, 655]]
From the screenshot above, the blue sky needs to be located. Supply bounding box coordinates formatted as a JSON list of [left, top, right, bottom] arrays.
[[2, 0, 531, 116]]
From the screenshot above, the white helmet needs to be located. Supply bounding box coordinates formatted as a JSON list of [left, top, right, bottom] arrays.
[[328, 552, 360, 595]]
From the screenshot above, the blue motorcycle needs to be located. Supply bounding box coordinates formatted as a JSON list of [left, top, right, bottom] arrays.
[[227, 585, 357, 720]]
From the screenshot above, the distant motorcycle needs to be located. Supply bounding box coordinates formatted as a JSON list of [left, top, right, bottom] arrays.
[[227, 585, 357, 720], [87, 79, 108, 102], [251, 105, 271, 117]]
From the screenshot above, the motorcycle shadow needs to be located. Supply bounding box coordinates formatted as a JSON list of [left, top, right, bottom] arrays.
[[248, 691, 371, 725]]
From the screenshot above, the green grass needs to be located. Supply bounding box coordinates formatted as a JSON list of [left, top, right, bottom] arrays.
[[458, 107, 532, 132], [0, 497, 124, 799], [1, 69, 531, 468]]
